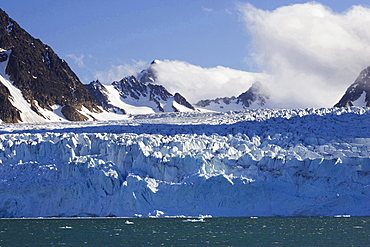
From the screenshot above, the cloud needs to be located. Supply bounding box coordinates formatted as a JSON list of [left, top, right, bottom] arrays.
[[202, 7, 213, 13], [152, 60, 269, 103], [66, 54, 85, 68], [94, 60, 150, 84], [238, 3, 370, 108]]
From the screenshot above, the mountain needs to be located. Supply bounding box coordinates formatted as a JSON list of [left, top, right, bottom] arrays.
[[87, 73, 196, 115], [0, 9, 196, 122], [0, 8, 102, 123], [0, 107, 368, 217], [335, 66, 370, 107], [196, 81, 270, 111]]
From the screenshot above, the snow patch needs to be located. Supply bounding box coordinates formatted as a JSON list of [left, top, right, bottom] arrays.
[[352, 91, 367, 107], [104, 85, 155, 115], [6, 22, 14, 33]]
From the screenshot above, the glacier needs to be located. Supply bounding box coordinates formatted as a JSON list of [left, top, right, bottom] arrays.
[[0, 107, 369, 217]]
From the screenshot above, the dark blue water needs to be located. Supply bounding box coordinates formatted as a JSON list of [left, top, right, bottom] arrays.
[[0, 217, 369, 246]]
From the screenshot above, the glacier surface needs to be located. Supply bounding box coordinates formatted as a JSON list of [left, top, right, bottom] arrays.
[[0, 107, 369, 217]]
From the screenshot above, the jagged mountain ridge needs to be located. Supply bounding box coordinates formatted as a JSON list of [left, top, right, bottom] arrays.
[[196, 81, 270, 111], [86, 80, 125, 114], [335, 66, 370, 107], [0, 8, 102, 123], [87, 73, 196, 115]]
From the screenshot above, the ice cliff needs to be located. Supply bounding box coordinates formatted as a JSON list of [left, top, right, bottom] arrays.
[[0, 107, 369, 217]]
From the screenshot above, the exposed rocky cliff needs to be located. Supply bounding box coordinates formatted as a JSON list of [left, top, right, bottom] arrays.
[[335, 66, 370, 107]]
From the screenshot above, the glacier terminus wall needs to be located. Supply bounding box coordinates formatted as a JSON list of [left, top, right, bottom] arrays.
[[0, 107, 369, 217]]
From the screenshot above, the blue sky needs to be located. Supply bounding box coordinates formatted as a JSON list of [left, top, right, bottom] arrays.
[[2, 1, 370, 107]]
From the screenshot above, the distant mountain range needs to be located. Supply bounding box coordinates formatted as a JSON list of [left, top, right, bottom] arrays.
[[195, 81, 270, 111], [0, 8, 368, 123], [86, 61, 271, 115]]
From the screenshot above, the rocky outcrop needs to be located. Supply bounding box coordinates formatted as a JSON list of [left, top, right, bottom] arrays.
[[335, 66, 370, 107], [237, 81, 269, 107], [0, 81, 21, 123], [173, 92, 195, 111], [196, 96, 237, 108], [138, 60, 157, 84], [61, 105, 89, 121], [87, 80, 125, 114]]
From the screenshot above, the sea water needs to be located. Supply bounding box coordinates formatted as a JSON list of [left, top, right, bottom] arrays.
[[0, 217, 369, 246]]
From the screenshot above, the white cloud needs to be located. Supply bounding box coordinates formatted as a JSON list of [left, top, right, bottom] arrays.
[[152, 60, 269, 103], [202, 7, 213, 13], [66, 54, 85, 68], [238, 3, 370, 108], [94, 60, 150, 84]]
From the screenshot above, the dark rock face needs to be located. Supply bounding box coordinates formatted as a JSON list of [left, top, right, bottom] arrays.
[[138, 60, 157, 84], [0, 51, 20, 123], [196, 96, 237, 108], [112, 76, 173, 112], [86, 80, 110, 109], [237, 81, 269, 107], [335, 66, 370, 107], [61, 105, 89, 121], [113, 76, 149, 100], [0, 81, 21, 123], [173, 93, 195, 111], [112, 75, 173, 104], [0, 8, 101, 122], [195, 81, 269, 109], [87, 80, 125, 114]]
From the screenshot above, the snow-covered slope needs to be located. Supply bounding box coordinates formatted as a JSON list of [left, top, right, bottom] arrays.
[[0, 107, 369, 217]]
